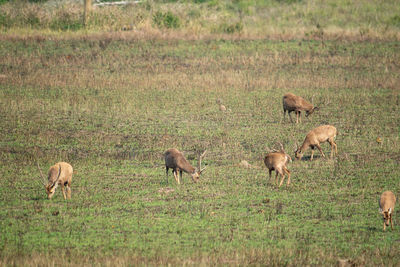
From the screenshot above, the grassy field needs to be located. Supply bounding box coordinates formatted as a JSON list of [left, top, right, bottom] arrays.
[[0, 36, 399, 266]]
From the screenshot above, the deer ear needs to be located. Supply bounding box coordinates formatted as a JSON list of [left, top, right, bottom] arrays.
[[379, 208, 383, 213]]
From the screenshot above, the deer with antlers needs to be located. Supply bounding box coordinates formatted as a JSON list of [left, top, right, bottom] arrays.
[[164, 148, 207, 184], [37, 161, 73, 199], [295, 125, 337, 161], [264, 143, 292, 187], [283, 93, 318, 123]]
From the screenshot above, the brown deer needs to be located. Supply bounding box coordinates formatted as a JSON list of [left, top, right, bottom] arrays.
[[283, 93, 318, 123], [295, 125, 337, 161], [38, 162, 73, 199], [164, 148, 207, 184], [379, 191, 396, 231], [264, 143, 292, 187]]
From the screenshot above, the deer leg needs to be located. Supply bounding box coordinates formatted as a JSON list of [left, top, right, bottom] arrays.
[[278, 171, 285, 187], [383, 222, 386, 231], [166, 167, 169, 184], [61, 184, 67, 200], [316, 144, 325, 158], [310, 148, 315, 161], [268, 169, 272, 181], [284, 167, 291, 185], [66, 180, 72, 199], [66, 185, 71, 199], [298, 111, 302, 123], [328, 138, 336, 158], [275, 171, 279, 186], [180, 170, 183, 184], [173, 170, 180, 184], [391, 216, 394, 230], [296, 111, 299, 123], [288, 111, 294, 123]]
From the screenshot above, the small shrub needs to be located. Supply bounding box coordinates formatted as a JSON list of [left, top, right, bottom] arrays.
[[26, 12, 41, 28], [218, 22, 243, 34], [0, 14, 11, 28], [153, 11, 180, 29]]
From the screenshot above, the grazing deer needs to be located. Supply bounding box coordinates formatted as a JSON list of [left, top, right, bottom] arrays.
[[37, 162, 73, 199], [379, 191, 396, 231], [295, 125, 337, 161], [283, 93, 318, 123], [164, 148, 207, 184], [264, 143, 292, 187]]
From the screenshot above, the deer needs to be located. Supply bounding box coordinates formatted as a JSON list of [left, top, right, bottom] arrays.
[[295, 125, 337, 161], [283, 93, 318, 123], [164, 148, 207, 184], [264, 143, 292, 187], [379, 191, 396, 231], [37, 161, 73, 199]]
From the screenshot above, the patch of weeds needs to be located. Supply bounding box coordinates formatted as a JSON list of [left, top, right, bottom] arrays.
[[274, 0, 301, 3], [153, 11, 180, 29], [187, 9, 201, 19]]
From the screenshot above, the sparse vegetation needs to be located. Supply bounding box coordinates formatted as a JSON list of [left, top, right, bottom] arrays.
[[0, 0, 400, 265], [0, 0, 399, 39]]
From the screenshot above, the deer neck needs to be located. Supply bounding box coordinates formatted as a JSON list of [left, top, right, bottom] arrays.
[[300, 141, 310, 153], [179, 160, 196, 174]]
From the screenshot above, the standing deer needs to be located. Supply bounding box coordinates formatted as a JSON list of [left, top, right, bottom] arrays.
[[379, 191, 396, 231], [295, 125, 337, 161], [283, 93, 318, 123], [264, 143, 292, 187], [38, 162, 73, 199], [164, 148, 207, 184]]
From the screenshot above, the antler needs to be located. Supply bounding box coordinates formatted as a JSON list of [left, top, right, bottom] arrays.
[[51, 165, 62, 187], [277, 142, 284, 152], [198, 150, 207, 173], [37, 161, 47, 186], [291, 138, 299, 151]]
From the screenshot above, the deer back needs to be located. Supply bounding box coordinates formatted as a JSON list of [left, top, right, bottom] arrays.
[[165, 148, 195, 174], [380, 191, 396, 211], [283, 93, 313, 112], [305, 125, 337, 145], [48, 162, 73, 185], [264, 152, 289, 170]]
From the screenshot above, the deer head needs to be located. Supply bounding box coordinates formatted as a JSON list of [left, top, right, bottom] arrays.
[[305, 107, 319, 117], [38, 162, 62, 199], [380, 208, 392, 227], [191, 150, 207, 182], [294, 141, 303, 160]]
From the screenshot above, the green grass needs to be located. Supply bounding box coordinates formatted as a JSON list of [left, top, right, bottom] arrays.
[[0, 38, 400, 265]]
